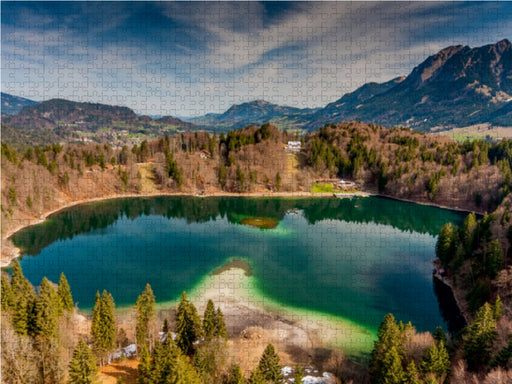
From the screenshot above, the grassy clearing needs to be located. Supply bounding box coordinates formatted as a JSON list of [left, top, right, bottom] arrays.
[[311, 182, 335, 193]]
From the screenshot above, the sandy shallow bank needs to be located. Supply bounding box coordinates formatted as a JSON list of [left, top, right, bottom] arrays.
[[185, 263, 375, 360]]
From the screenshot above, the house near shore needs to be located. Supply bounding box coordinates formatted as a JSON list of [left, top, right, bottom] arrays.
[[285, 141, 301, 152], [199, 150, 211, 159], [316, 178, 357, 190], [338, 179, 356, 190]]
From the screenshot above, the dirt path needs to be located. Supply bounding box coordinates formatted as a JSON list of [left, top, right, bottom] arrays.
[[137, 163, 160, 194]]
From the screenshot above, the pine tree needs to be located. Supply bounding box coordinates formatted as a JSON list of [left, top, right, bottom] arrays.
[[10, 260, 36, 335], [403, 361, 420, 384], [91, 290, 116, 366], [493, 294, 503, 320], [484, 239, 503, 278], [228, 364, 245, 384], [137, 343, 152, 384], [57, 272, 74, 313], [34, 277, 60, 339], [421, 341, 450, 378], [203, 299, 216, 340], [215, 307, 227, 339], [257, 344, 284, 383], [379, 346, 404, 384], [248, 367, 266, 384], [10, 259, 25, 294], [151, 336, 201, 384], [370, 313, 404, 383], [12, 290, 30, 335], [432, 326, 447, 345], [275, 172, 282, 191], [68, 339, 97, 384], [136, 283, 155, 351], [460, 212, 477, 257], [1, 274, 15, 311], [294, 365, 304, 384], [464, 302, 497, 371], [436, 223, 457, 265], [175, 291, 202, 355]]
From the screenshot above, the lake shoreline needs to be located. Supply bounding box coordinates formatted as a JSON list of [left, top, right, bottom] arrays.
[[2, 188, 477, 268], [1, 190, 345, 267], [1, 190, 471, 346]]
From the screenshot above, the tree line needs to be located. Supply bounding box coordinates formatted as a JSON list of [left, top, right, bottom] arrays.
[[1, 262, 300, 384]]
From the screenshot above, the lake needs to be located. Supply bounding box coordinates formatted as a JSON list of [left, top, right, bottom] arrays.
[[11, 196, 466, 340]]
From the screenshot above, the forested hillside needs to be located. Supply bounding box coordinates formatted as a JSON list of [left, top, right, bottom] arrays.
[[2, 122, 512, 382]]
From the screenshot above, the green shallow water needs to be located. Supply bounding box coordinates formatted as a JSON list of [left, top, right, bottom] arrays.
[[11, 196, 466, 354]]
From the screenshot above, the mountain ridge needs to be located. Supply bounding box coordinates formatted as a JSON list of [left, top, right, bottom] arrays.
[[1, 98, 197, 146], [1, 92, 38, 115], [3, 39, 512, 138]]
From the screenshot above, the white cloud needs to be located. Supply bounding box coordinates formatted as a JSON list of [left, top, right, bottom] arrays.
[[3, 2, 512, 116]]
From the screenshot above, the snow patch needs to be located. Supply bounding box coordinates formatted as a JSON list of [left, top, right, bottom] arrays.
[[111, 343, 137, 360]]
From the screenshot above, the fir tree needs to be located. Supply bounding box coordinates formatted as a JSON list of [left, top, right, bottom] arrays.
[[68, 339, 97, 384], [493, 294, 503, 320], [484, 239, 503, 279], [460, 212, 477, 257], [294, 365, 304, 384], [175, 291, 202, 355], [151, 336, 201, 384], [1, 274, 15, 311], [215, 307, 228, 339], [379, 346, 404, 384], [432, 326, 447, 345], [404, 361, 420, 384], [91, 290, 116, 366], [203, 299, 216, 340], [369, 313, 404, 383], [136, 283, 155, 351], [137, 343, 152, 384], [464, 302, 497, 371], [436, 223, 457, 265], [34, 277, 60, 339], [12, 290, 30, 335], [57, 272, 74, 313], [162, 318, 169, 334], [10, 260, 36, 335], [228, 364, 245, 384], [248, 367, 266, 384], [10, 259, 25, 294], [421, 341, 450, 378], [257, 344, 284, 383]]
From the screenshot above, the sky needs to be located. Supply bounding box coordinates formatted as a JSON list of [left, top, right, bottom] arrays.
[[2, 1, 512, 117]]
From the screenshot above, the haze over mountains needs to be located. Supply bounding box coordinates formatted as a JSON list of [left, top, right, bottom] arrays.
[[2, 39, 511, 145]]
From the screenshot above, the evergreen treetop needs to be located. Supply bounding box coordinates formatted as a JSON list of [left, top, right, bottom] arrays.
[[34, 277, 60, 339], [135, 283, 156, 351], [175, 291, 202, 356], [57, 272, 74, 313], [68, 339, 97, 384], [91, 290, 116, 365], [257, 344, 284, 383]]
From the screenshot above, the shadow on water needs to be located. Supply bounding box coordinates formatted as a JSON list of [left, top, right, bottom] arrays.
[[433, 276, 467, 334], [11, 196, 466, 257]]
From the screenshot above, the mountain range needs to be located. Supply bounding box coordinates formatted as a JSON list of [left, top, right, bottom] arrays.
[[1, 92, 38, 115], [2, 39, 511, 145]]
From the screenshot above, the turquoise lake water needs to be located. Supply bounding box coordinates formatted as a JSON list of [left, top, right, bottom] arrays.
[[11, 196, 466, 337]]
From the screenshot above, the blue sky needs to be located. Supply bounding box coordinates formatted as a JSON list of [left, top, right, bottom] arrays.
[[2, 1, 512, 117]]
